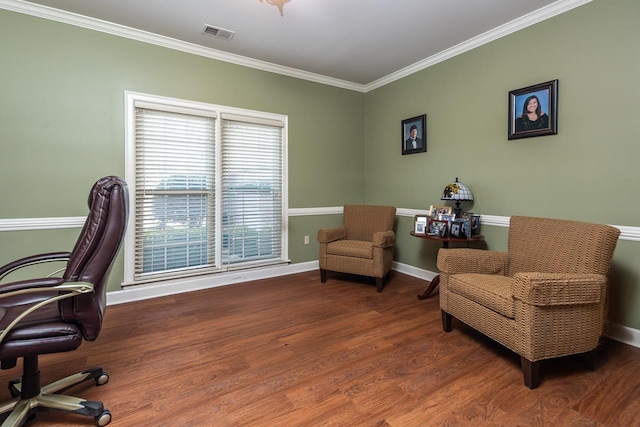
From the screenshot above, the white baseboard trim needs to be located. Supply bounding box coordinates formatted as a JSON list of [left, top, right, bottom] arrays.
[[607, 322, 640, 349], [107, 261, 318, 306], [107, 261, 433, 306], [392, 261, 438, 282]]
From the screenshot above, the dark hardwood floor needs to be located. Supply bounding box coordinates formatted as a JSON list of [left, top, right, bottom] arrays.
[[2, 271, 639, 426]]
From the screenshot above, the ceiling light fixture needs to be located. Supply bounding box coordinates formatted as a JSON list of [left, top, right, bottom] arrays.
[[259, 0, 291, 16]]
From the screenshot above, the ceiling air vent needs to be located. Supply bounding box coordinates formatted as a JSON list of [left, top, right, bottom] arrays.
[[202, 24, 235, 41]]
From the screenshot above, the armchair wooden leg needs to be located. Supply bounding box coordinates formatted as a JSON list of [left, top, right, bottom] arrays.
[[320, 269, 326, 283], [376, 277, 384, 293], [584, 349, 597, 371], [441, 310, 453, 332], [521, 357, 540, 389]]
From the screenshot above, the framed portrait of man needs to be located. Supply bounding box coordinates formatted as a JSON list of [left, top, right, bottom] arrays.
[[401, 114, 427, 155], [508, 80, 558, 140]]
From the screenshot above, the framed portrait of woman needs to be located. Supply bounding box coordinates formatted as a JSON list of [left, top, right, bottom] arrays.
[[508, 80, 558, 140]]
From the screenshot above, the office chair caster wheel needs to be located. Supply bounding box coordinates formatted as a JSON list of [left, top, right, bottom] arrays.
[[95, 372, 109, 386], [95, 409, 112, 426]]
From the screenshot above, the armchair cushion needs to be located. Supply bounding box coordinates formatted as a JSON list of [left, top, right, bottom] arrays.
[[449, 274, 514, 318], [326, 240, 372, 259]]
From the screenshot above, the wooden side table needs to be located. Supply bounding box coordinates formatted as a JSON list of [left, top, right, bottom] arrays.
[[410, 232, 484, 299]]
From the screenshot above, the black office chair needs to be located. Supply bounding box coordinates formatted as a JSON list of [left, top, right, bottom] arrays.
[[0, 176, 128, 426]]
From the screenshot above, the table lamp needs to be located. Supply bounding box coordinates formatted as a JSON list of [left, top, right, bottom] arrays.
[[441, 177, 473, 218]]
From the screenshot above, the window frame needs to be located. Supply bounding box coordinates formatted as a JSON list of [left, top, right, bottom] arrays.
[[124, 91, 289, 287]]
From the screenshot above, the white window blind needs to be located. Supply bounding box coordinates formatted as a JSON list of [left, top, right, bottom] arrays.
[[221, 119, 284, 265], [134, 107, 216, 280], [128, 93, 287, 285]]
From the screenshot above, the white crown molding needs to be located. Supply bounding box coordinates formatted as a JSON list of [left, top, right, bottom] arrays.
[[1, 0, 591, 93], [0, 0, 364, 92], [364, 0, 593, 91]]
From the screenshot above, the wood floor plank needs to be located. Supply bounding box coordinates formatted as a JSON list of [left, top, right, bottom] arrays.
[[1, 271, 639, 426]]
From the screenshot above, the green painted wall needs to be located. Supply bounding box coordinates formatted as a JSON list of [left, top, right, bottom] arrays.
[[0, 10, 364, 290], [364, 0, 640, 328]]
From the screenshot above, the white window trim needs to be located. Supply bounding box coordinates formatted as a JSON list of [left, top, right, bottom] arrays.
[[123, 91, 289, 287]]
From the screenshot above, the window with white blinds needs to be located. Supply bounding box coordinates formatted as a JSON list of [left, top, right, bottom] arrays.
[[221, 116, 284, 265], [125, 92, 287, 285]]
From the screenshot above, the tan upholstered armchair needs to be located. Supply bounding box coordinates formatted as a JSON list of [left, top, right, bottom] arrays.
[[318, 205, 396, 292], [438, 216, 620, 389]]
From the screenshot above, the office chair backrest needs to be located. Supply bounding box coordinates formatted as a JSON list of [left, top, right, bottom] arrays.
[[60, 176, 129, 341]]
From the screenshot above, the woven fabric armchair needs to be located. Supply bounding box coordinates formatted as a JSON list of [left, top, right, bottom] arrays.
[[318, 205, 396, 292], [438, 216, 620, 388]]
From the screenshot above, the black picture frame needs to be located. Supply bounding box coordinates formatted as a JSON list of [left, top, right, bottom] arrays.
[[450, 218, 471, 239], [401, 114, 427, 155], [428, 219, 449, 237], [508, 80, 558, 140]]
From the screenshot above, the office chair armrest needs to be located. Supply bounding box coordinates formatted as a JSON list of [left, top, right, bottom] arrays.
[[372, 230, 395, 248], [0, 252, 71, 282], [317, 227, 346, 243], [0, 277, 62, 294], [0, 280, 94, 344], [511, 272, 606, 306]]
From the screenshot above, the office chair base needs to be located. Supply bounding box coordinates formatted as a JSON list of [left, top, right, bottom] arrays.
[[0, 366, 111, 426]]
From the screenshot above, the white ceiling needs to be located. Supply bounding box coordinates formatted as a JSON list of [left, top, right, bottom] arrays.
[[8, 0, 588, 89]]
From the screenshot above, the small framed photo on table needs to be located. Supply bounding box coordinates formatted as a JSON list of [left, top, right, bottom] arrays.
[[428, 219, 449, 238], [428, 205, 452, 218], [471, 214, 481, 236], [414, 215, 428, 235], [450, 218, 471, 239], [438, 213, 455, 222]]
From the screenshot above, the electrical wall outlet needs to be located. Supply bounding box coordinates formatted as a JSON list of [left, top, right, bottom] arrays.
[[304, 235, 309, 245]]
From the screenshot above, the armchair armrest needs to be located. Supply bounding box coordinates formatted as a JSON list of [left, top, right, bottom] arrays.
[[437, 248, 509, 275], [511, 272, 606, 306], [0, 252, 70, 281], [372, 230, 395, 248], [317, 227, 346, 244]]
